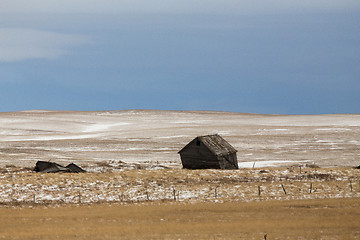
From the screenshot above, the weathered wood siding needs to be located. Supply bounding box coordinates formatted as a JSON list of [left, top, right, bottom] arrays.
[[218, 153, 238, 169], [180, 155, 220, 169], [179, 135, 239, 169], [180, 139, 221, 169]]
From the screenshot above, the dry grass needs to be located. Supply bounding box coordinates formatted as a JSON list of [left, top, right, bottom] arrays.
[[0, 167, 359, 204], [0, 198, 359, 239], [0, 167, 359, 239]]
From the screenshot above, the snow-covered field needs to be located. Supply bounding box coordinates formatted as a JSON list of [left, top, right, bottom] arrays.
[[0, 110, 359, 169], [1, 110, 360, 205]]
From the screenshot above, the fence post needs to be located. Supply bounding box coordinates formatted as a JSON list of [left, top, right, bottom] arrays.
[[281, 184, 287, 195], [78, 192, 81, 203], [146, 191, 150, 201], [350, 180, 353, 192], [172, 188, 176, 201], [215, 187, 218, 198], [309, 183, 312, 194], [258, 186, 261, 196], [33, 194, 36, 204]]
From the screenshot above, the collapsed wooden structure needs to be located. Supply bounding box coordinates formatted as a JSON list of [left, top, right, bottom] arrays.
[[34, 161, 85, 173], [178, 134, 238, 169]]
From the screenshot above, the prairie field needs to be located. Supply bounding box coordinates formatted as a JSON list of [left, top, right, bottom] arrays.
[[1, 110, 360, 239], [1, 198, 360, 240], [0, 166, 359, 204], [0, 166, 359, 239]]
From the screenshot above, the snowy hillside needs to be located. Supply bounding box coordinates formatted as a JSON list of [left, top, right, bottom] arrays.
[[0, 110, 359, 169]]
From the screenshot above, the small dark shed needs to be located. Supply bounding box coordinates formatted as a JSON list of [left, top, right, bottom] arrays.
[[178, 134, 238, 169]]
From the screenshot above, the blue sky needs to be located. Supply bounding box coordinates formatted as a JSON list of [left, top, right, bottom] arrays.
[[1, 1, 360, 114]]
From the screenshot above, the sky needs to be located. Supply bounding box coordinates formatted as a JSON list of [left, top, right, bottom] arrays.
[[1, 0, 360, 114]]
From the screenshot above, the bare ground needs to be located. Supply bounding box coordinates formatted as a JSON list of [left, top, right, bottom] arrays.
[[1, 197, 359, 239]]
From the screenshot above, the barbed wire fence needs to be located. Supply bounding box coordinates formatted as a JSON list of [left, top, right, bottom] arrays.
[[1, 179, 359, 206]]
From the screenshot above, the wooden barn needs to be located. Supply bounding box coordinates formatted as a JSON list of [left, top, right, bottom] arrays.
[[178, 134, 238, 169]]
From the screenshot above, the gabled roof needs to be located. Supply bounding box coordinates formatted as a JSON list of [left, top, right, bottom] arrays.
[[179, 134, 237, 156]]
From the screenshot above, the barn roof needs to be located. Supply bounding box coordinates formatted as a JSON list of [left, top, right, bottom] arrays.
[[198, 134, 237, 156], [179, 134, 237, 156]]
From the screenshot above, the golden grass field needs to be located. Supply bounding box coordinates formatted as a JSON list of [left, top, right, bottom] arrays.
[[0, 166, 359, 239], [0, 197, 359, 240], [1, 166, 359, 204]]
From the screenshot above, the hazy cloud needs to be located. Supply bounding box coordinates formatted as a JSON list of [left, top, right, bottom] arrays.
[[0, 0, 359, 113], [1, 0, 360, 14], [0, 28, 90, 62]]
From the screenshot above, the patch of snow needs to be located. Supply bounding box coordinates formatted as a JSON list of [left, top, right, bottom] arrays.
[[1, 134, 102, 141], [83, 122, 130, 133], [127, 147, 148, 151], [154, 148, 172, 151], [316, 128, 352, 131], [217, 131, 232, 135], [239, 160, 307, 168], [127, 138, 145, 141], [156, 135, 189, 139]]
